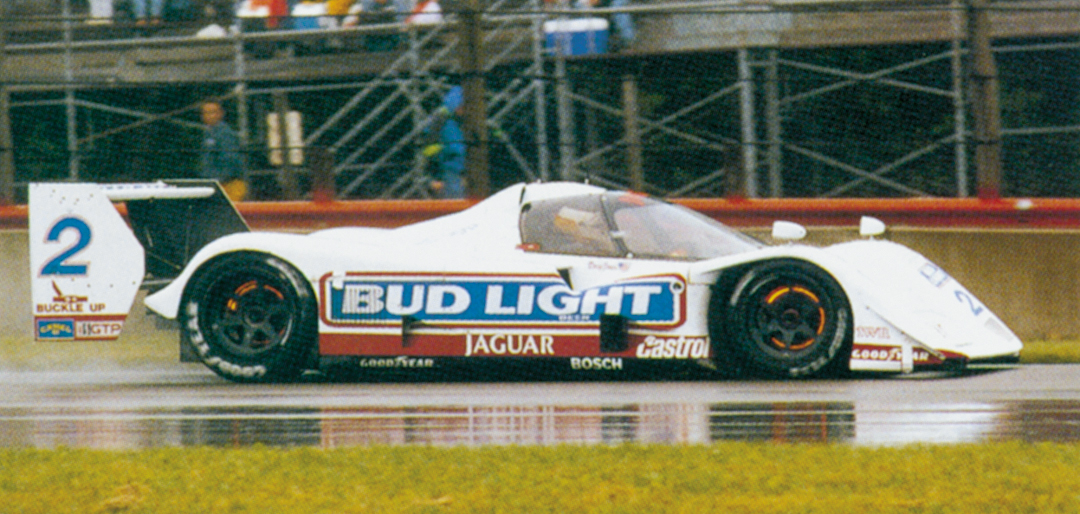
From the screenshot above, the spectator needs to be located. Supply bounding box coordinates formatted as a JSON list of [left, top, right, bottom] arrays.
[[168, 0, 194, 20], [406, 0, 442, 25], [195, 0, 236, 26], [571, 0, 635, 51], [132, 0, 165, 26], [191, 0, 236, 37], [88, 0, 113, 23], [609, 0, 635, 49], [359, 0, 411, 51], [199, 100, 248, 201], [360, 0, 412, 22], [422, 86, 466, 199], [327, 0, 356, 16]]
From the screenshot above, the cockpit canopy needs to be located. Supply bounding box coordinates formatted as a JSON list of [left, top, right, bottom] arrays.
[[519, 191, 762, 260]]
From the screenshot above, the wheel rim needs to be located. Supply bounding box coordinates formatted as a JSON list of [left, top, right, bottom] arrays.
[[208, 274, 295, 358], [750, 283, 827, 356]]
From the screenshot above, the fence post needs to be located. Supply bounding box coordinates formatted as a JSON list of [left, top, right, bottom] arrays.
[[309, 146, 335, 203], [272, 92, 301, 200], [462, 0, 491, 198], [622, 74, 643, 192], [0, 10, 12, 205], [968, 0, 1003, 199]]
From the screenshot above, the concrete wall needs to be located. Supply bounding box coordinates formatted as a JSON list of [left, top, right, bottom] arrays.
[[750, 227, 1080, 340], [1, 231, 31, 340], [3, 228, 1079, 346], [889, 229, 1080, 340]]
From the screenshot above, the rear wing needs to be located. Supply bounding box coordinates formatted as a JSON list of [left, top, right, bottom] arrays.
[[28, 181, 248, 341], [122, 180, 250, 286]]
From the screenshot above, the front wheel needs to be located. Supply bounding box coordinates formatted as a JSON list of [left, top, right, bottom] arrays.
[[721, 260, 852, 378], [181, 253, 317, 383]]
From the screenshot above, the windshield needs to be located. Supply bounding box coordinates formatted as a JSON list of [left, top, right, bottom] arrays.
[[520, 192, 762, 260]]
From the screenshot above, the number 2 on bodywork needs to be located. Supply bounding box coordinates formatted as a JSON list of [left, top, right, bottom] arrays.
[[28, 184, 146, 341], [921, 261, 985, 317], [40, 216, 91, 276]]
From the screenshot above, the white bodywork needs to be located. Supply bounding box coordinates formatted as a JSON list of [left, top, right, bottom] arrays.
[[28, 184, 146, 340], [29, 181, 1022, 374]]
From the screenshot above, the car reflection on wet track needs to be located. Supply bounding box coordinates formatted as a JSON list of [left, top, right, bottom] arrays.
[[7, 400, 1080, 449], [2, 365, 1080, 449]]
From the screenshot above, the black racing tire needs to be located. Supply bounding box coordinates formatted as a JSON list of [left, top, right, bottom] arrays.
[[721, 259, 852, 379], [180, 252, 317, 383]]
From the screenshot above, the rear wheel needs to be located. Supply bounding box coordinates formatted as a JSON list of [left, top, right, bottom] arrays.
[[181, 253, 316, 382], [722, 260, 852, 378]]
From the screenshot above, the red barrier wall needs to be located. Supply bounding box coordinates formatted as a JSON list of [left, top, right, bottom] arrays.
[[3, 196, 1080, 231]]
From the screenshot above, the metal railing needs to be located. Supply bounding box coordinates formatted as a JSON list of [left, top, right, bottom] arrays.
[[2, 0, 1080, 202]]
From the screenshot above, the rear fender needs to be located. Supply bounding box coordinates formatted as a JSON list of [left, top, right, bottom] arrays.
[[29, 183, 145, 341], [28, 181, 245, 341]]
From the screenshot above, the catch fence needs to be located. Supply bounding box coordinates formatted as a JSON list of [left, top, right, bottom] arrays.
[[1, 0, 1078, 201]]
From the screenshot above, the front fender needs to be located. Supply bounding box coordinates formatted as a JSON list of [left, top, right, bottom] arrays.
[[823, 240, 1022, 362], [690, 241, 1022, 366]]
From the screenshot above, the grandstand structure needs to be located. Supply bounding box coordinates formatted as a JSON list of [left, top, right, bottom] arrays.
[[2, 0, 1079, 202]]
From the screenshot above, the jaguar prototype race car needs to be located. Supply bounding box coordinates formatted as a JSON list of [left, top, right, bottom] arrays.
[[28, 180, 1022, 382]]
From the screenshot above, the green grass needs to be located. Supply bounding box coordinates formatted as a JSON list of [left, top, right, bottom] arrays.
[[1019, 339, 1080, 364], [2, 443, 1079, 514]]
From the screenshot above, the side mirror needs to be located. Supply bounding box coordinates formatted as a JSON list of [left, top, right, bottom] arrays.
[[859, 216, 887, 238], [772, 221, 807, 241]]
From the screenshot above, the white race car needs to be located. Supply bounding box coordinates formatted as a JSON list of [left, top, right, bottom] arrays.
[[28, 181, 1022, 382]]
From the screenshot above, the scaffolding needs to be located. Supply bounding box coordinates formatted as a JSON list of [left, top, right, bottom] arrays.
[[2, 0, 1080, 202]]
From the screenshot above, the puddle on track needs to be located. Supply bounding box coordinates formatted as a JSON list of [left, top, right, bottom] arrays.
[[3, 400, 1080, 449]]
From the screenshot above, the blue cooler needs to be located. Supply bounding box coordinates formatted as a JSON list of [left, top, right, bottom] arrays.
[[543, 17, 609, 56], [292, 2, 328, 30]]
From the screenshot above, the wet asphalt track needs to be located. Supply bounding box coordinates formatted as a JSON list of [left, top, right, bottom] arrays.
[[1, 363, 1079, 448]]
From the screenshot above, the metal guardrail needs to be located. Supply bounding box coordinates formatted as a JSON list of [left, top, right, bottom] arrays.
[[4, 195, 1080, 231], [3, 0, 1080, 204]]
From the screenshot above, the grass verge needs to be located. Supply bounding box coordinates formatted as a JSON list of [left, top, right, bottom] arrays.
[[1019, 339, 1080, 364], [3, 442, 1079, 514]]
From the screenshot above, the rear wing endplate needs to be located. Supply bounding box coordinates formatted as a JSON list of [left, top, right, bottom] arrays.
[[29, 180, 248, 341]]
